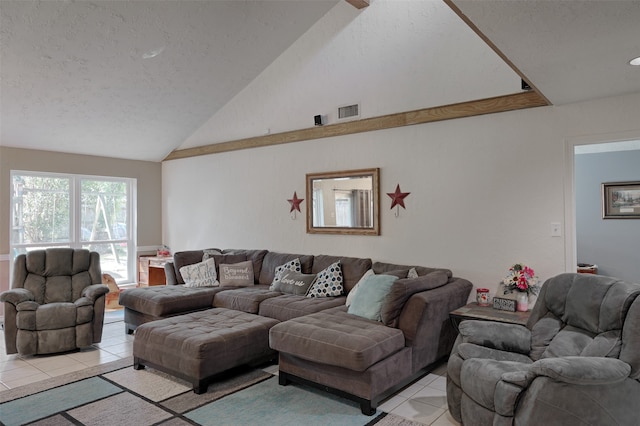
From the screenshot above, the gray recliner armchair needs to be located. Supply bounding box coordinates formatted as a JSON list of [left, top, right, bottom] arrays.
[[0, 248, 109, 355], [447, 273, 640, 426]]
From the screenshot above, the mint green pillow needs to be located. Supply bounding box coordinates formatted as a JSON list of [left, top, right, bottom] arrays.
[[347, 274, 397, 321]]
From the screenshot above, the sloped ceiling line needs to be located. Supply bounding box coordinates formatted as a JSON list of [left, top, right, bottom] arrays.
[[444, 0, 551, 106], [165, 0, 553, 161]]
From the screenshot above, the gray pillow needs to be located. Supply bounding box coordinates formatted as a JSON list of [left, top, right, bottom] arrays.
[[219, 261, 254, 287], [274, 271, 317, 296], [202, 249, 223, 261], [380, 270, 450, 327], [269, 258, 301, 290], [382, 269, 409, 279]]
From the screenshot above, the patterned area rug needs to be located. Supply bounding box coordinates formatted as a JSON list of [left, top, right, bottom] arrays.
[[0, 358, 419, 426], [103, 309, 125, 324]]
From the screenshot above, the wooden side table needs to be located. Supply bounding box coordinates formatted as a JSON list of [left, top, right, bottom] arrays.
[[449, 302, 531, 332], [138, 255, 171, 286]]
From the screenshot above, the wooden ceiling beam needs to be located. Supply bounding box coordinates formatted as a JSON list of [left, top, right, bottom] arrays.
[[163, 91, 548, 161], [345, 0, 369, 10]]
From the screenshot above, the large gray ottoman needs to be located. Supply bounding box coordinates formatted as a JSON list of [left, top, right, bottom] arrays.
[[133, 308, 279, 393]]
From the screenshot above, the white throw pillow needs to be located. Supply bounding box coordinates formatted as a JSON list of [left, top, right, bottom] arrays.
[[180, 258, 219, 287], [407, 267, 419, 279]]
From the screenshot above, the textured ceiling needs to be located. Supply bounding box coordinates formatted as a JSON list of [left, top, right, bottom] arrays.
[[1, 1, 639, 162], [0, 0, 337, 161]]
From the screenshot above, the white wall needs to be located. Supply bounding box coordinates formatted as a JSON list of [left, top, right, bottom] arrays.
[[163, 0, 640, 300], [163, 92, 640, 301], [180, 0, 519, 149]]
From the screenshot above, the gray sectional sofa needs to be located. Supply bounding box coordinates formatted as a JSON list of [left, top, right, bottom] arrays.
[[119, 248, 472, 414]]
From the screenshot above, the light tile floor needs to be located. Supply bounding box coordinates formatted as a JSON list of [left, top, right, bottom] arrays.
[[0, 310, 133, 390], [0, 310, 459, 425]]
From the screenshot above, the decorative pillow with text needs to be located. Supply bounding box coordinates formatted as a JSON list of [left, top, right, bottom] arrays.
[[219, 261, 254, 287], [269, 258, 302, 290], [180, 258, 219, 287], [274, 271, 317, 296]]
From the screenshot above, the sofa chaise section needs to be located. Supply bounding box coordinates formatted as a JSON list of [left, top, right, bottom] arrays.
[[119, 285, 227, 334], [120, 251, 263, 332], [270, 274, 473, 415]]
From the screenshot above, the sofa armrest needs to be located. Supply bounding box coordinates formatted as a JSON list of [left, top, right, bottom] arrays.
[[398, 277, 473, 372], [17, 300, 40, 311], [459, 320, 531, 355], [165, 262, 178, 285], [75, 296, 93, 308], [0, 288, 34, 306], [81, 284, 109, 302], [381, 270, 450, 327], [529, 356, 631, 385], [457, 342, 533, 364], [493, 356, 632, 417]]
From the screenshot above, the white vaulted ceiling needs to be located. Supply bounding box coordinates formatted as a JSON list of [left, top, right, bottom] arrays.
[[1, 0, 639, 162], [450, 0, 640, 105], [0, 0, 337, 161]]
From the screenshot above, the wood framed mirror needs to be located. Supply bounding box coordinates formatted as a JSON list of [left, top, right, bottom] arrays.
[[306, 168, 380, 235]]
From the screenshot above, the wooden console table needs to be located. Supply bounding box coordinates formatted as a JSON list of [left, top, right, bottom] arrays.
[[449, 302, 531, 332]]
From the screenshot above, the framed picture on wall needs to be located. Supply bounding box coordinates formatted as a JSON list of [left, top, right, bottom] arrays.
[[602, 181, 640, 219]]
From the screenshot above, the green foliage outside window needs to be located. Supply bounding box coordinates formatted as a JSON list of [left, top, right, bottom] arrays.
[[12, 175, 70, 244]]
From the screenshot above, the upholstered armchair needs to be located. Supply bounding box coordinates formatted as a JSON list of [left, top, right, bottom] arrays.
[[447, 273, 640, 426], [0, 248, 109, 355]]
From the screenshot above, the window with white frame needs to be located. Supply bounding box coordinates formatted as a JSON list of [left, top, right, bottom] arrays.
[[10, 171, 136, 284]]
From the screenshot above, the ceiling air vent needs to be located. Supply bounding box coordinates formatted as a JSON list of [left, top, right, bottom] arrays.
[[337, 103, 360, 122]]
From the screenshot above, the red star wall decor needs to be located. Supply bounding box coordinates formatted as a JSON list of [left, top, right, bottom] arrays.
[[288, 191, 304, 213], [387, 184, 410, 209]]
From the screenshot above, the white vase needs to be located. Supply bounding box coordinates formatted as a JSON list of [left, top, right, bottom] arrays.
[[528, 293, 538, 310], [516, 292, 529, 312]]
